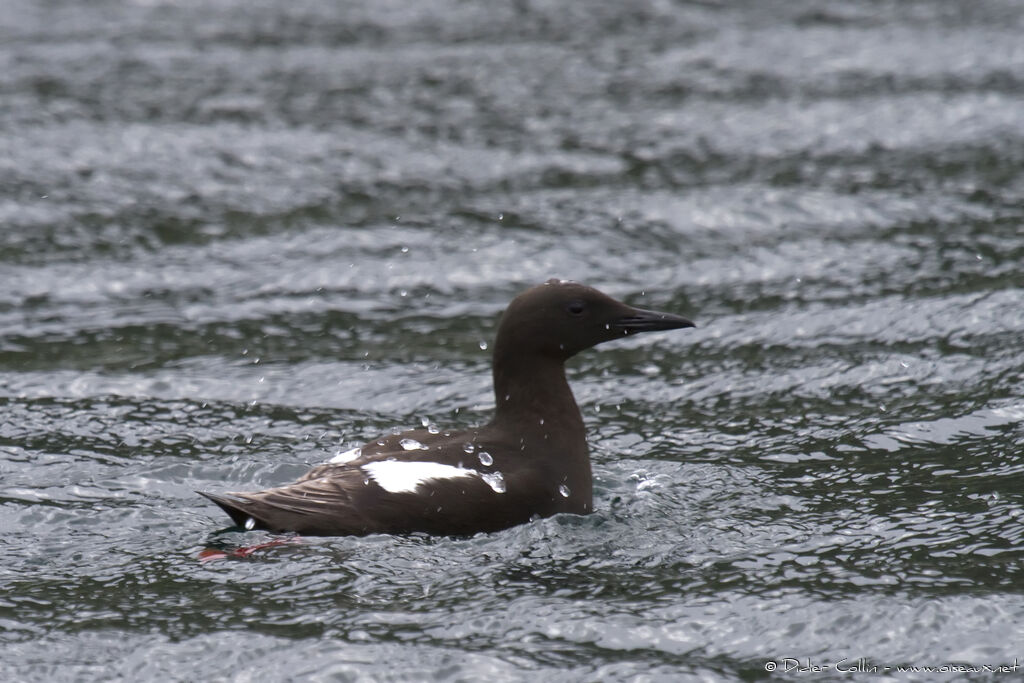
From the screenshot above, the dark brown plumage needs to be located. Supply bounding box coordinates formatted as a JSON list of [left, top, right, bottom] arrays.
[[200, 279, 694, 536]]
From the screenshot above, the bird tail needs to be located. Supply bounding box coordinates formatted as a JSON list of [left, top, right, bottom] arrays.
[[197, 491, 264, 530]]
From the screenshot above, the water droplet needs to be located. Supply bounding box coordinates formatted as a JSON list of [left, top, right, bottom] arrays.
[[462, 442, 475, 453], [427, 424, 440, 434], [400, 438, 428, 451], [244, 517, 256, 530], [481, 471, 506, 493], [420, 416, 430, 427], [479, 340, 488, 350], [539, 418, 545, 425], [401, 246, 409, 253], [478, 451, 493, 466], [558, 484, 570, 498]]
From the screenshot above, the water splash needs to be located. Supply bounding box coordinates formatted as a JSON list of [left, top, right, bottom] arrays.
[[481, 471, 506, 493], [328, 447, 362, 464]]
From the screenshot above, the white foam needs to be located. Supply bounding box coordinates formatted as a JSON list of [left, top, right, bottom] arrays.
[[362, 461, 478, 494]]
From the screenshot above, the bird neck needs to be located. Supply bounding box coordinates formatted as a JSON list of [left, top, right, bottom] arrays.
[[490, 351, 585, 438]]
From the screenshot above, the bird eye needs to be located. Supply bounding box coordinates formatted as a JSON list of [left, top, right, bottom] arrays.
[[565, 300, 586, 316]]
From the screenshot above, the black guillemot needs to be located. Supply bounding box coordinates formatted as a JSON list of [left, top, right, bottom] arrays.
[[200, 279, 694, 536]]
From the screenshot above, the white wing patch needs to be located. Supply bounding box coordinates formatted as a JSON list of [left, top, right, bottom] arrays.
[[362, 461, 479, 494]]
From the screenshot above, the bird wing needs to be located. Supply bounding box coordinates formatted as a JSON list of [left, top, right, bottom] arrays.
[[199, 467, 376, 535], [200, 459, 559, 536]]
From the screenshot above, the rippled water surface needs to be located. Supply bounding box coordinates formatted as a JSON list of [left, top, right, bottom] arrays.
[[3, 1, 1024, 680]]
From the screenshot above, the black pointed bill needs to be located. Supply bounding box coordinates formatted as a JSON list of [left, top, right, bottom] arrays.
[[611, 308, 695, 334]]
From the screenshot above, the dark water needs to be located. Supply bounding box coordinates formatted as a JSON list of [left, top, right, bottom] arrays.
[[3, 0, 1024, 680]]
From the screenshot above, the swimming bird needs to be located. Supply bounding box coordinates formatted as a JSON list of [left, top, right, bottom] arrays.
[[200, 279, 694, 536]]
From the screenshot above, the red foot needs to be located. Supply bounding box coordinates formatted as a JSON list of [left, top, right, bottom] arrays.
[[198, 537, 302, 562]]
